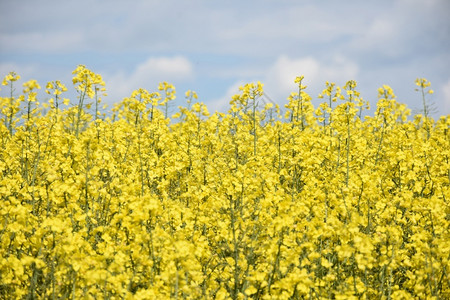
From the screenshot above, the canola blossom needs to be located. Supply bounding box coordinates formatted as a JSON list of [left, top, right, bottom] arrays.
[[0, 66, 449, 299]]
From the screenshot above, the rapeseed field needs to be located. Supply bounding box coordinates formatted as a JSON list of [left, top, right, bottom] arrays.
[[0, 66, 448, 299]]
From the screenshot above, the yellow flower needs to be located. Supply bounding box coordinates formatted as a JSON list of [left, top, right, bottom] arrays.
[[2, 71, 21, 85]]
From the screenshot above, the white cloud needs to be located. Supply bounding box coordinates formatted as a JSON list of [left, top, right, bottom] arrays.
[[134, 56, 193, 80], [207, 55, 360, 112], [267, 56, 320, 97], [104, 56, 194, 103], [208, 80, 248, 113], [263, 55, 359, 103]]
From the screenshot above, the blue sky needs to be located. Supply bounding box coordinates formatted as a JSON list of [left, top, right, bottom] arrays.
[[1, 0, 449, 117]]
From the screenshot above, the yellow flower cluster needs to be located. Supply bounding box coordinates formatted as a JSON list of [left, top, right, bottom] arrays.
[[0, 67, 449, 299]]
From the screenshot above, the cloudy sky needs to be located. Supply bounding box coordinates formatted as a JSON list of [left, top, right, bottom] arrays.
[[1, 0, 449, 117]]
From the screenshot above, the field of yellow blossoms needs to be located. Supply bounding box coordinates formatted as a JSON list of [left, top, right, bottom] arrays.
[[0, 65, 449, 299]]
